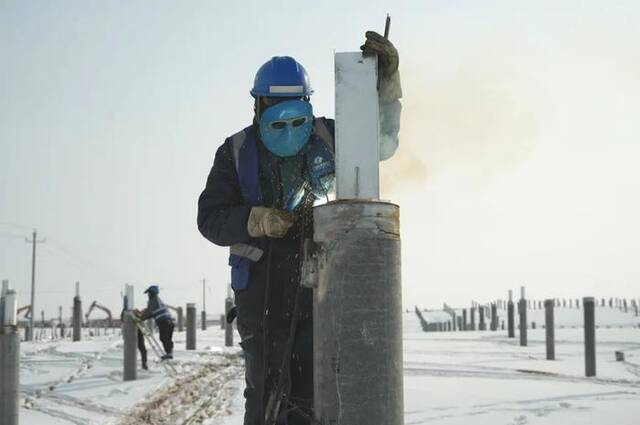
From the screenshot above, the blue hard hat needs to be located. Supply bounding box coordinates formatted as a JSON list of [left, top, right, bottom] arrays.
[[251, 56, 313, 98], [144, 285, 159, 295]]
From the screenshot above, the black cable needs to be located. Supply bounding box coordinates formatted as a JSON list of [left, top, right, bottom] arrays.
[[0, 230, 26, 239], [265, 193, 314, 425], [261, 238, 274, 421]]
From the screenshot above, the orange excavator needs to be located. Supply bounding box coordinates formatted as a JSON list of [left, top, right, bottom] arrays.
[[165, 304, 184, 331], [85, 301, 113, 327], [17, 305, 31, 320]]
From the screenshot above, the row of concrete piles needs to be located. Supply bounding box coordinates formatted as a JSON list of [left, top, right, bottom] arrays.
[[418, 287, 604, 378], [10, 280, 239, 344], [0, 279, 238, 425], [416, 300, 501, 333], [511, 289, 597, 378], [493, 296, 639, 315], [541, 296, 597, 377]]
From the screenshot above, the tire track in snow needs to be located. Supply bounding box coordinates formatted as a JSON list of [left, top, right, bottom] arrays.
[[405, 365, 640, 388], [23, 338, 122, 395], [405, 390, 639, 424], [23, 337, 124, 423], [120, 352, 243, 425], [403, 363, 640, 389], [25, 404, 90, 425]]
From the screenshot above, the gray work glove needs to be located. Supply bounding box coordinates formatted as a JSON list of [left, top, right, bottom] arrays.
[[360, 30, 402, 160], [360, 31, 399, 80], [247, 207, 295, 238]]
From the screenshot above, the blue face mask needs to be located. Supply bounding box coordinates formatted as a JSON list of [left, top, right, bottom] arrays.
[[259, 100, 313, 157]]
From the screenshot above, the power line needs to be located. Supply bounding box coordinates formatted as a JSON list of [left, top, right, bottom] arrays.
[[0, 231, 26, 239], [40, 245, 106, 278], [13, 288, 117, 295], [0, 221, 32, 231], [45, 237, 128, 282]]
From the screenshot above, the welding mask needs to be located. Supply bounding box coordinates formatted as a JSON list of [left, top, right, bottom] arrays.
[[259, 100, 313, 157]]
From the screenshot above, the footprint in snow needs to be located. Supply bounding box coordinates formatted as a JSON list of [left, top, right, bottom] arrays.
[[512, 415, 528, 425]]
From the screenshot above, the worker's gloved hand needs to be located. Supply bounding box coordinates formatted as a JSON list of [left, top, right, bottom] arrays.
[[247, 207, 295, 238], [226, 306, 237, 324], [360, 31, 399, 80]]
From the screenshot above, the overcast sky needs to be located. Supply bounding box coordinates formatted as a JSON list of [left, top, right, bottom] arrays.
[[1, 0, 639, 318]]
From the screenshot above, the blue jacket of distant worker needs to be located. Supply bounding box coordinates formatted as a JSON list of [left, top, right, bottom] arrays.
[[139, 286, 172, 323]]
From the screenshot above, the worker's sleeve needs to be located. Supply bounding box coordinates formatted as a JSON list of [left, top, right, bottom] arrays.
[[140, 297, 159, 320], [197, 141, 253, 246], [378, 69, 402, 161]]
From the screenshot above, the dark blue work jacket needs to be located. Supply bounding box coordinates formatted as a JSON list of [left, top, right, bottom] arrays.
[[197, 118, 334, 293]]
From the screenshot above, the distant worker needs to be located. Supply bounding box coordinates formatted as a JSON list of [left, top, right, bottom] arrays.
[[198, 31, 401, 424], [137, 285, 174, 360]]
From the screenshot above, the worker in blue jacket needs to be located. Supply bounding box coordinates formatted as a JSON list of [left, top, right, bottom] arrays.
[[198, 31, 401, 425], [138, 285, 174, 360]]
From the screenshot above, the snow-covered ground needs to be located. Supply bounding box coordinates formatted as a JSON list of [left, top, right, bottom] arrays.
[[18, 306, 640, 424], [401, 305, 640, 425], [20, 326, 244, 425]]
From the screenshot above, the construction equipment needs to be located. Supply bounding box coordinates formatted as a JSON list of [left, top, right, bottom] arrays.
[[17, 305, 31, 320], [165, 304, 180, 314], [133, 315, 177, 377], [414, 306, 429, 331], [84, 301, 113, 327], [443, 302, 457, 329]]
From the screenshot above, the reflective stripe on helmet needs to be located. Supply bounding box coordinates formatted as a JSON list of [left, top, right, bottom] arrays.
[[251, 56, 313, 97], [269, 85, 304, 94]]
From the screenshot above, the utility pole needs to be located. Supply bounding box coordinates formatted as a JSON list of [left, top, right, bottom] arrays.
[[25, 229, 45, 341]]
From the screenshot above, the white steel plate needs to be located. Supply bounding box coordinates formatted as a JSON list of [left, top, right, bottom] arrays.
[[334, 52, 380, 199]]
